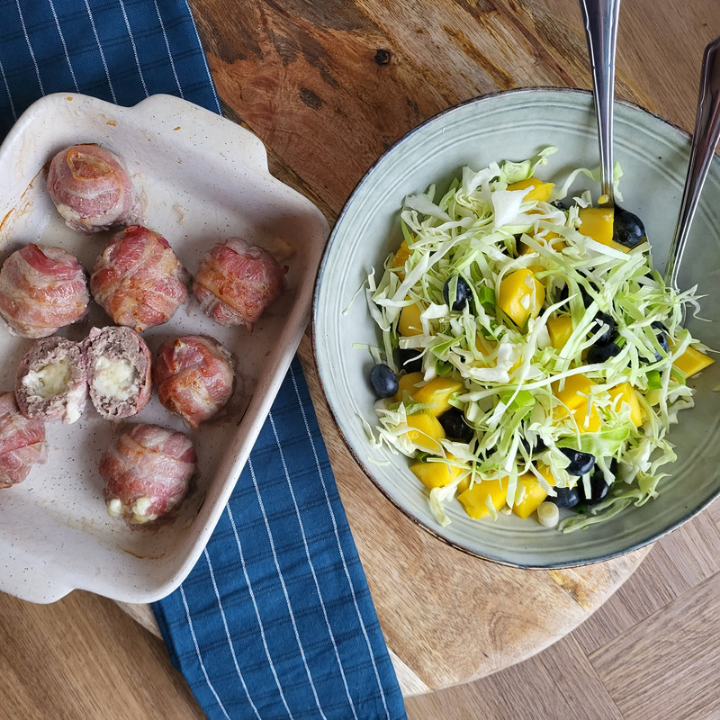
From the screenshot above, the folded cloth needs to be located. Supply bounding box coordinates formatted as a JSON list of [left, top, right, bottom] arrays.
[[0, 2, 407, 718]]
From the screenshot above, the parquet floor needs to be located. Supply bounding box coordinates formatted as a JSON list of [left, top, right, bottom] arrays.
[[1, 498, 719, 718]]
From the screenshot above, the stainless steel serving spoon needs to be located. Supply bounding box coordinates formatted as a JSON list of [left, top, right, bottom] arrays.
[[579, 0, 647, 248], [664, 36, 720, 293]]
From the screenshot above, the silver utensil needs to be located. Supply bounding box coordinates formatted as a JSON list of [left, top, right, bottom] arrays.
[[664, 36, 720, 292], [579, 0, 646, 248]]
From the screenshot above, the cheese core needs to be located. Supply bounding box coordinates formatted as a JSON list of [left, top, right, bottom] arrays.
[[94, 357, 137, 400], [23, 359, 72, 398]]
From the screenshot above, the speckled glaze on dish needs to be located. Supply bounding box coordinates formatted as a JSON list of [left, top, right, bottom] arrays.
[[313, 88, 720, 569], [0, 93, 328, 603]]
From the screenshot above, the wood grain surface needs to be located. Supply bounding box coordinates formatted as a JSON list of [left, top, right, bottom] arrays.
[[3, 0, 720, 716]]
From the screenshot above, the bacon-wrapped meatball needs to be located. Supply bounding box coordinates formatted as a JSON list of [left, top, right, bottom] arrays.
[[0, 244, 89, 338], [47, 144, 140, 233], [154, 335, 235, 428], [0, 392, 47, 488], [192, 238, 286, 330], [101, 423, 196, 523], [84, 326, 152, 420], [90, 226, 189, 332], [16, 337, 87, 424]]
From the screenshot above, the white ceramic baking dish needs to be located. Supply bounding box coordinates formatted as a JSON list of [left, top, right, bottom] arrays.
[[0, 93, 328, 603]]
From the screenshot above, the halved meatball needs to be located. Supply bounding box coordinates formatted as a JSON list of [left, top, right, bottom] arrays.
[[84, 326, 152, 419], [16, 337, 87, 424]]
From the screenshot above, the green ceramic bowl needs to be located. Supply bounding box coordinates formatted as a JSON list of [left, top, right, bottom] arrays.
[[313, 88, 720, 568]]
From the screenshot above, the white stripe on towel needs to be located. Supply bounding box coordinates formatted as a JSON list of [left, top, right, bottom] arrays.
[[268, 410, 359, 720], [203, 548, 262, 720], [118, 0, 149, 97], [82, 0, 117, 103], [153, 0, 183, 96], [182, 0, 221, 113], [289, 364, 392, 719], [227, 502, 294, 719], [247, 451, 327, 720], [47, 0, 79, 92], [0, 59, 16, 120], [14, 0, 45, 95], [180, 585, 232, 720]]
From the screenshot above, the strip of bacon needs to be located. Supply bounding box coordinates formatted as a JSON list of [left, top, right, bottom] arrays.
[[100, 423, 196, 524], [154, 335, 235, 428], [0, 393, 47, 488], [0, 244, 89, 338], [90, 226, 189, 332], [192, 237, 286, 330]]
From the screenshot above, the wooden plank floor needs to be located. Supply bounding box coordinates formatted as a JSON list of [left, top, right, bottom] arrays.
[[1, 497, 719, 718]]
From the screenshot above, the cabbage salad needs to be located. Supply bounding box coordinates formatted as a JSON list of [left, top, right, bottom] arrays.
[[361, 147, 715, 532]]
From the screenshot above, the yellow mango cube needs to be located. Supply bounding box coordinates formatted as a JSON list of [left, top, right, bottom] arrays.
[[552, 374, 596, 411], [394, 372, 424, 402], [457, 478, 507, 520], [578, 207, 629, 253], [410, 457, 462, 489], [498, 268, 545, 328], [398, 302, 423, 336], [547, 315, 574, 350], [405, 413, 445, 453], [513, 473, 549, 519], [572, 401, 602, 433], [391, 240, 411, 279], [411, 377, 464, 416], [674, 345, 715, 379], [507, 177, 555, 203], [609, 382, 644, 427]]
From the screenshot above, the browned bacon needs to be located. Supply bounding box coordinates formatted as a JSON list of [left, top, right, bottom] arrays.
[[47, 144, 140, 233], [154, 335, 235, 428], [0, 244, 89, 338], [192, 238, 286, 330], [100, 423, 196, 524], [0, 392, 47, 488], [90, 226, 189, 332]]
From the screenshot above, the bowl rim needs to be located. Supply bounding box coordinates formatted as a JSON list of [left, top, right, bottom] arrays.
[[311, 85, 716, 570]]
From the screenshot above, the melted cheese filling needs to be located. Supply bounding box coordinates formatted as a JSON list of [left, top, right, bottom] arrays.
[[23, 359, 72, 398], [94, 357, 137, 401]]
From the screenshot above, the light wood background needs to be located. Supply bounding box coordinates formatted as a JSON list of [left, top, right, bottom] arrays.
[[1, 0, 719, 717], [1, 499, 719, 719]]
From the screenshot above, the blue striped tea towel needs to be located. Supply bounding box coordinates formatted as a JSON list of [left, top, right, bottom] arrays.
[[0, 2, 407, 718]]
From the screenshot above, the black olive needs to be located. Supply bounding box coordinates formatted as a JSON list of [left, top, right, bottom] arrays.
[[443, 276, 472, 311], [438, 407, 474, 442], [398, 348, 423, 373], [559, 447, 596, 476], [520, 435, 547, 455], [560, 281, 597, 308], [550, 486, 581, 509], [651, 320, 669, 359], [587, 341, 621, 364], [590, 312, 617, 345], [612, 207, 646, 248], [552, 199, 572, 210], [369, 364, 399, 398], [579, 459, 618, 505]]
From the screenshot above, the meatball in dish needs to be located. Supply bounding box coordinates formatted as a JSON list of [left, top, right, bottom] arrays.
[[0, 393, 47, 488], [101, 423, 196, 524], [84, 326, 152, 419], [0, 244, 89, 338], [90, 225, 189, 332], [154, 335, 235, 428], [16, 337, 87, 424], [192, 237, 286, 329], [47, 144, 140, 233]]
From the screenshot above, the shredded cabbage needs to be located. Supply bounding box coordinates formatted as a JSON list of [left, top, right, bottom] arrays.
[[363, 148, 714, 532]]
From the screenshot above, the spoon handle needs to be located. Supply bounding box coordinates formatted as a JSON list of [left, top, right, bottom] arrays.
[[579, 0, 621, 205], [664, 36, 720, 291]]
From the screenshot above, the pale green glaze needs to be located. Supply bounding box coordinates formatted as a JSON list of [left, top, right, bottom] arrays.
[[313, 89, 720, 568]]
